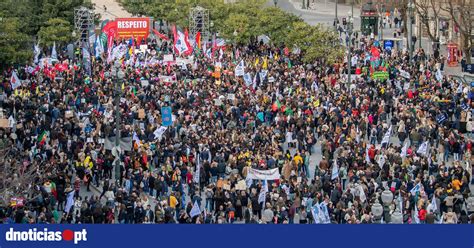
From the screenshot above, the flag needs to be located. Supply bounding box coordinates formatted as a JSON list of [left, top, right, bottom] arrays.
[[193, 156, 201, 184], [262, 57, 268, 69], [153, 126, 167, 140], [64, 191, 75, 214], [132, 131, 140, 146], [190, 201, 201, 218], [258, 180, 268, 207], [34, 40, 41, 64], [95, 35, 104, 58], [380, 125, 392, 146], [152, 29, 169, 41], [234, 60, 245, 76], [205, 48, 212, 59], [51, 42, 57, 60], [184, 29, 193, 55], [401, 141, 409, 158], [358, 184, 367, 202], [106, 35, 114, 63], [320, 202, 330, 223], [288, 59, 292, 68], [195, 31, 201, 50], [311, 204, 320, 224], [410, 183, 421, 195], [331, 159, 339, 180], [377, 154, 385, 169], [365, 146, 371, 164], [398, 191, 403, 212], [10, 71, 21, 90], [417, 141, 429, 157], [413, 204, 420, 224], [429, 195, 437, 213], [435, 68, 443, 81], [172, 26, 192, 55], [254, 57, 259, 67], [82, 47, 91, 76], [257, 112, 264, 122], [244, 73, 252, 86], [38, 131, 47, 145], [161, 106, 173, 127]]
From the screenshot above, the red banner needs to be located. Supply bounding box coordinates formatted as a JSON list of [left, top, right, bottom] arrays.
[[115, 18, 150, 39]]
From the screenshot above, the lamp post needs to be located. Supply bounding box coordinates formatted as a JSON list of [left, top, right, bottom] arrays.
[[111, 60, 125, 182], [371, 202, 383, 223], [273, 0, 278, 7], [71, 31, 77, 83], [302, 0, 306, 9], [347, 15, 353, 86], [381, 189, 393, 223], [334, 0, 338, 31], [407, 0, 415, 60]]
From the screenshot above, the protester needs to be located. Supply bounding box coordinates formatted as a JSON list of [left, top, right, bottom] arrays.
[[0, 28, 472, 224]]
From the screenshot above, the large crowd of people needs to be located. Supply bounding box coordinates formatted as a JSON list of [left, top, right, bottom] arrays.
[[0, 26, 473, 224]]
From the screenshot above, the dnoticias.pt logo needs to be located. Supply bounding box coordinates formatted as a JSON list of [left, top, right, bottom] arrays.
[[5, 228, 87, 244]]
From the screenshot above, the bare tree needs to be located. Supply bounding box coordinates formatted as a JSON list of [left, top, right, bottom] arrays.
[[414, 0, 442, 42], [441, 0, 473, 63], [0, 147, 43, 207]]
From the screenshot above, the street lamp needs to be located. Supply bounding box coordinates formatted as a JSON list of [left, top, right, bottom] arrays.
[[346, 16, 354, 86], [381, 189, 393, 223], [371, 202, 383, 222], [391, 212, 403, 224], [407, 0, 415, 60], [334, 0, 338, 31], [273, 0, 278, 7], [111, 60, 125, 182], [381, 190, 394, 206]]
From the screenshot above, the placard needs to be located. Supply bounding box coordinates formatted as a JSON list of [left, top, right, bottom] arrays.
[[65, 110, 73, 118], [236, 180, 247, 190], [0, 119, 9, 128], [163, 54, 174, 62], [138, 109, 145, 119]]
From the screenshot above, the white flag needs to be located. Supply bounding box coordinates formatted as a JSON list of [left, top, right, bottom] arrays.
[[64, 191, 75, 213], [34, 40, 41, 64], [417, 141, 429, 157], [365, 146, 371, 164], [153, 126, 167, 140], [234, 60, 245, 76], [413, 204, 420, 224], [10, 71, 21, 90], [331, 159, 339, 180], [190, 201, 201, 218], [381, 125, 392, 146], [51, 42, 57, 60], [401, 141, 409, 158], [193, 156, 200, 184], [429, 195, 437, 213], [377, 155, 385, 169]]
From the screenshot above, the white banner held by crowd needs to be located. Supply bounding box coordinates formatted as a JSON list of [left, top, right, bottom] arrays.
[[246, 168, 280, 181]]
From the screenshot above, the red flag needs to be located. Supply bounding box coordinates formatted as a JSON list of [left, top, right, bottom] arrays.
[[184, 29, 193, 55], [371, 46, 380, 58], [172, 25, 178, 54], [196, 32, 201, 50], [152, 29, 169, 41]]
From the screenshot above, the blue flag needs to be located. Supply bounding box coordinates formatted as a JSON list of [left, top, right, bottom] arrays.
[[64, 191, 75, 214], [161, 106, 173, 126]]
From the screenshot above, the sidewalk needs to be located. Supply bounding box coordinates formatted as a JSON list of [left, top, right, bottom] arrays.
[[92, 0, 131, 20], [289, 0, 361, 19]]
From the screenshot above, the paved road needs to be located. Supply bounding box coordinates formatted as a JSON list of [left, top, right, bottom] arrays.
[[91, 0, 131, 20]]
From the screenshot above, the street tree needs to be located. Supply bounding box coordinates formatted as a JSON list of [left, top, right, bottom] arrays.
[[0, 18, 33, 66], [38, 18, 73, 47], [441, 0, 473, 63]]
